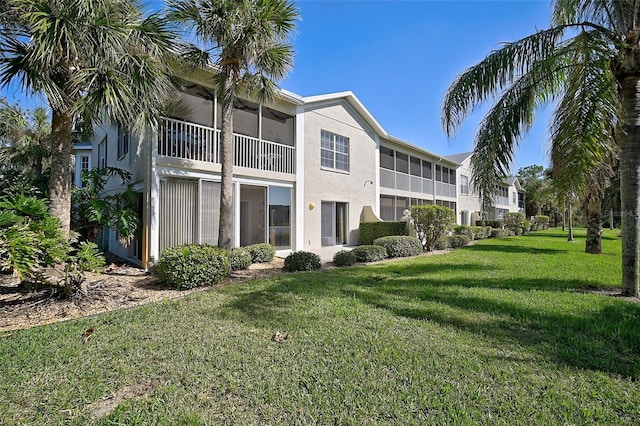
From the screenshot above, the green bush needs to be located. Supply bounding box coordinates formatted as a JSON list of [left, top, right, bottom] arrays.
[[351, 245, 388, 263], [434, 237, 449, 250], [411, 205, 455, 251], [477, 219, 504, 229], [245, 243, 275, 263], [229, 247, 252, 271], [449, 234, 471, 248], [453, 225, 474, 240], [75, 241, 106, 272], [533, 215, 550, 231], [359, 221, 407, 245], [156, 244, 229, 290], [333, 250, 356, 267], [470, 226, 491, 240], [505, 212, 527, 236], [373, 236, 422, 258], [283, 251, 322, 272], [490, 229, 510, 238]]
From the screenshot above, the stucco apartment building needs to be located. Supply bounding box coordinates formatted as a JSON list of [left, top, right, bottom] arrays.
[[447, 152, 525, 226], [74, 71, 471, 267]]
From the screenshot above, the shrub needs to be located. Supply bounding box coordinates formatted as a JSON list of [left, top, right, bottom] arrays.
[[75, 241, 106, 272], [156, 244, 229, 290], [351, 245, 388, 262], [476, 219, 504, 229], [449, 234, 471, 248], [229, 247, 252, 271], [373, 236, 422, 258], [505, 212, 527, 236], [245, 243, 275, 263], [283, 251, 321, 272], [533, 215, 550, 230], [434, 237, 449, 250], [453, 225, 474, 240], [411, 205, 455, 251], [471, 226, 490, 240], [359, 221, 407, 245], [333, 250, 356, 267], [490, 229, 509, 238]]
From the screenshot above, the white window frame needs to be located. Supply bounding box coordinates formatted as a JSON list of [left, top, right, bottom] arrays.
[[320, 130, 350, 172], [117, 124, 129, 160], [460, 175, 469, 195]]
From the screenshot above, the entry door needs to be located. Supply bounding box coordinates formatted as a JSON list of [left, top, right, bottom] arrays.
[[321, 202, 348, 246]]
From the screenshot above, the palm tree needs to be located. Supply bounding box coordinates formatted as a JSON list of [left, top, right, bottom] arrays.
[[442, 0, 640, 296], [0, 98, 52, 197], [168, 0, 298, 251], [0, 0, 176, 237]]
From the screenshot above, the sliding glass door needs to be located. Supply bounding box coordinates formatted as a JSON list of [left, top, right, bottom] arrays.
[[321, 202, 348, 246]]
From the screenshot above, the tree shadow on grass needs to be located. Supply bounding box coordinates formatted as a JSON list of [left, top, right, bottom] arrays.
[[348, 279, 640, 379], [222, 264, 639, 379], [464, 244, 569, 255]]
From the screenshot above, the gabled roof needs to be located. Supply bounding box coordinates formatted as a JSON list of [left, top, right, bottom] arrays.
[[444, 151, 473, 164], [302, 91, 460, 167]]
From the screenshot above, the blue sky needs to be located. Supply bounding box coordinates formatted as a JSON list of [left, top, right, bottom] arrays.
[[1, 0, 554, 171], [283, 0, 554, 171]]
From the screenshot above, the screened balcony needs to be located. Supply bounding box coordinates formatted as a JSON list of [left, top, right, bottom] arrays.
[[158, 117, 295, 175]]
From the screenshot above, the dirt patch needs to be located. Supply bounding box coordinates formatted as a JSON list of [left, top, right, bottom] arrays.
[[86, 381, 157, 420], [0, 257, 285, 333]]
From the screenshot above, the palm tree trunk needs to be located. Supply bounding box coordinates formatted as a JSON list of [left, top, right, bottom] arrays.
[[619, 76, 640, 297], [48, 109, 73, 237], [585, 195, 602, 254], [218, 76, 235, 252], [567, 202, 574, 241]]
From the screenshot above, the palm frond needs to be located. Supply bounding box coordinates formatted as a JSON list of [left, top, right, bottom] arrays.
[[442, 26, 568, 137]]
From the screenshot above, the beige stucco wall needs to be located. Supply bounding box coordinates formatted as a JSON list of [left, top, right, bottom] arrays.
[[457, 156, 482, 225], [302, 101, 378, 249]]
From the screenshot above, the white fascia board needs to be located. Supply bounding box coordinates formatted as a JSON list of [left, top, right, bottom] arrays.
[[383, 135, 461, 168]]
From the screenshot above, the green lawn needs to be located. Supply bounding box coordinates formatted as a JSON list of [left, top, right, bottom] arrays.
[[2, 229, 639, 425]]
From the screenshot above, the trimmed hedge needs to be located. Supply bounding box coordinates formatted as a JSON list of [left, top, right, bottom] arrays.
[[449, 234, 471, 248], [373, 236, 422, 258], [434, 237, 449, 250], [245, 243, 275, 263], [490, 229, 510, 238], [533, 215, 550, 231], [359, 221, 407, 245], [333, 250, 356, 267], [470, 226, 492, 240], [505, 212, 527, 236], [453, 225, 474, 240], [351, 245, 388, 263], [477, 219, 504, 229], [284, 251, 322, 272], [156, 244, 230, 290], [229, 247, 252, 271]]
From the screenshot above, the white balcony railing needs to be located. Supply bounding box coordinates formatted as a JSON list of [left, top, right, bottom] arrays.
[[158, 117, 295, 174]]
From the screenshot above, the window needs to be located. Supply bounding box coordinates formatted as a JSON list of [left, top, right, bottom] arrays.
[[460, 175, 469, 195], [117, 124, 129, 159], [395, 152, 409, 174], [435, 165, 442, 181], [410, 156, 422, 176], [512, 191, 517, 204], [80, 155, 90, 172], [98, 135, 107, 169], [380, 146, 395, 170], [321, 130, 349, 172], [449, 169, 456, 185], [422, 161, 432, 179]]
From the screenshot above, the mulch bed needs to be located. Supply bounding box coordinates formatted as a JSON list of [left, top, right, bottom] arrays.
[[0, 257, 285, 333]]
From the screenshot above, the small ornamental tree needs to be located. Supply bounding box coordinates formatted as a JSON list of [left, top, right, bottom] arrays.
[[504, 212, 527, 235], [411, 205, 455, 252]]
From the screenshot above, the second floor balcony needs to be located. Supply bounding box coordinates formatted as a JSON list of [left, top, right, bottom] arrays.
[[158, 117, 295, 175]]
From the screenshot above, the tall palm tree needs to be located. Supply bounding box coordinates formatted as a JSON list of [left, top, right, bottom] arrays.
[[168, 0, 298, 251], [0, 98, 51, 195], [0, 0, 176, 237], [442, 0, 640, 296]]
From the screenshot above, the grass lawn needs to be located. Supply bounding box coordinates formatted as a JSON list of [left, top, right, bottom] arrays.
[[1, 229, 639, 424]]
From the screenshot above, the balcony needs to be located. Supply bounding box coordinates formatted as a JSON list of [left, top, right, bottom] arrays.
[[158, 117, 295, 175]]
